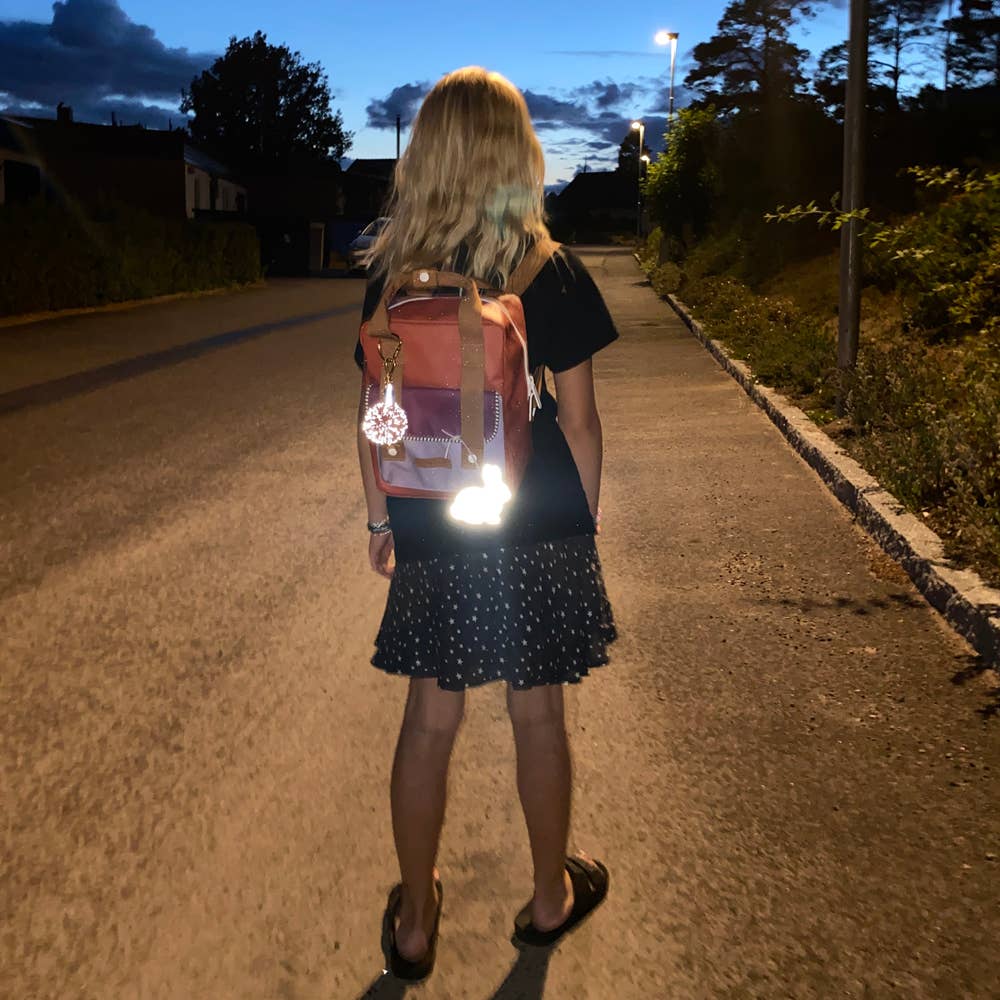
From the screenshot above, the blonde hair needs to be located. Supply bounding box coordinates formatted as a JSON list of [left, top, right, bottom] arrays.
[[368, 67, 549, 287]]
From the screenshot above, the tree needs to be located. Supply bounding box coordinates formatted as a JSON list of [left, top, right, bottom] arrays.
[[616, 131, 652, 177], [684, 0, 814, 111], [181, 31, 352, 169], [870, 0, 943, 106], [944, 0, 1000, 87], [642, 107, 721, 244], [816, 0, 939, 119]]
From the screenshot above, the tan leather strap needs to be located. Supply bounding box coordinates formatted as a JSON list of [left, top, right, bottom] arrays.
[[506, 238, 560, 296], [457, 282, 484, 469]]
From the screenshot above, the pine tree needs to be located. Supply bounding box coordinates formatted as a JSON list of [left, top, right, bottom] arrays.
[[684, 0, 814, 111], [944, 0, 1000, 86], [816, 0, 941, 115], [870, 0, 944, 105]]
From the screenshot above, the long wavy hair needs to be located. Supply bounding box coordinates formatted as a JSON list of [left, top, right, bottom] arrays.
[[367, 67, 550, 288]]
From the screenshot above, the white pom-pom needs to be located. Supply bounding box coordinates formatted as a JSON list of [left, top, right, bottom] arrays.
[[363, 382, 408, 445]]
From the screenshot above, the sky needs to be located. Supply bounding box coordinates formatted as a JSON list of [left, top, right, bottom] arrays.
[[0, 0, 851, 187]]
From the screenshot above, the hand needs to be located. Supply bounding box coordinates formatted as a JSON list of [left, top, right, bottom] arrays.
[[593, 505, 602, 536], [369, 530, 395, 578]]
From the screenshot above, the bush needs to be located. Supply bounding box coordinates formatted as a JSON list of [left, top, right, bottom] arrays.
[[0, 198, 260, 316], [848, 336, 1000, 583], [684, 276, 837, 400], [650, 262, 682, 297], [637, 227, 663, 274]]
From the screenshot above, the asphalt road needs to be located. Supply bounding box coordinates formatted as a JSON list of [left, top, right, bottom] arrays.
[[1, 251, 998, 1000]]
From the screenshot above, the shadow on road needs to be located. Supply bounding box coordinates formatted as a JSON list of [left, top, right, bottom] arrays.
[[354, 944, 553, 1000], [950, 651, 1000, 718], [488, 944, 554, 998], [758, 592, 926, 614], [355, 970, 408, 1000]]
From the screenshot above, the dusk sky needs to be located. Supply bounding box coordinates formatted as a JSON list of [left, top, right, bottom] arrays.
[[1, 0, 851, 185]]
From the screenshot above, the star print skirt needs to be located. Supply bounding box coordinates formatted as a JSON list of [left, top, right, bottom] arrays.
[[370, 535, 617, 690]]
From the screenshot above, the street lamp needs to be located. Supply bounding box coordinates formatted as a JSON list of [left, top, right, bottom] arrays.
[[655, 30, 679, 124], [631, 120, 645, 238]]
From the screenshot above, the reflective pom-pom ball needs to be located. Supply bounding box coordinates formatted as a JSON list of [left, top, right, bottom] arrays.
[[363, 399, 408, 445]]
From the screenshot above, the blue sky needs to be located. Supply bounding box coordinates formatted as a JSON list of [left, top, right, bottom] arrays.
[[1, 0, 852, 185]]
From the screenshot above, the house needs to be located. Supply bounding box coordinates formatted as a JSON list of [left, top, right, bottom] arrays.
[[0, 117, 44, 206], [8, 106, 246, 219], [344, 158, 396, 216], [547, 170, 638, 241]]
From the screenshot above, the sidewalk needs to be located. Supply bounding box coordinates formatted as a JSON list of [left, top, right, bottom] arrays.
[[526, 246, 999, 998]]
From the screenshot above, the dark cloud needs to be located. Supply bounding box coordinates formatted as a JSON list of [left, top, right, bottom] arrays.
[[365, 82, 430, 129], [365, 75, 679, 159], [0, 0, 213, 124]]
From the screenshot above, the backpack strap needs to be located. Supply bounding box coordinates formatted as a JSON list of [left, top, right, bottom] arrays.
[[506, 238, 560, 297], [506, 238, 560, 412]]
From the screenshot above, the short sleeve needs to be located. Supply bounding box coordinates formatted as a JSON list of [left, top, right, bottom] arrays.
[[354, 273, 387, 369], [519, 248, 619, 373]]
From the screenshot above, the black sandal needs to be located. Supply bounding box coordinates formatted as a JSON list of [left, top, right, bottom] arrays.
[[512, 855, 609, 948], [382, 878, 443, 982]]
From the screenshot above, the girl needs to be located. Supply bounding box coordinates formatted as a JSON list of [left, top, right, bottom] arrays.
[[355, 67, 618, 981]]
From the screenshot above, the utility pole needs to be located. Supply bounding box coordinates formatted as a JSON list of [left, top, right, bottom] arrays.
[[836, 0, 870, 416], [631, 120, 645, 239], [396, 115, 401, 159]]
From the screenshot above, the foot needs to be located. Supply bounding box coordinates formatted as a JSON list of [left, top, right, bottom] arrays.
[[394, 868, 441, 961], [529, 865, 574, 932], [513, 852, 609, 948]]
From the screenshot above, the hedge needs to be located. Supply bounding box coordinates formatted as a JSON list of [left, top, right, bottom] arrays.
[[0, 198, 260, 317]]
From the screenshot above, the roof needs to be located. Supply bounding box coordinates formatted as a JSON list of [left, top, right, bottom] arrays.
[[183, 143, 234, 178], [555, 170, 636, 212], [346, 158, 397, 179], [0, 116, 41, 163]]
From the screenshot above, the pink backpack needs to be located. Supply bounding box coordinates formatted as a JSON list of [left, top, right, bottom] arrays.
[[359, 240, 558, 522]]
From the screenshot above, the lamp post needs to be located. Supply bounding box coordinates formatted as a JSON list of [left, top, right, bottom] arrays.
[[836, 0, 870, 415], [631, 120, 645, 238], [655, 30, 679, 125]]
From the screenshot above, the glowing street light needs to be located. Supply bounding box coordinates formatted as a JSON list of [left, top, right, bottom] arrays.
[[655, 30, 679, 123]]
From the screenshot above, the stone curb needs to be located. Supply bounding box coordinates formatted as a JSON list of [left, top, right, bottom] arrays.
[[665, 290, 1000, 668]]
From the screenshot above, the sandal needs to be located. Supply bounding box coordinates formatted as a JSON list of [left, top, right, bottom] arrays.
[[513, 854, 609, 948], [382, 878, 443, 982]]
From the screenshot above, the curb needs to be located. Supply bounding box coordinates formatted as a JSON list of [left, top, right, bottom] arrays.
[[665, 291, 1000, 668]]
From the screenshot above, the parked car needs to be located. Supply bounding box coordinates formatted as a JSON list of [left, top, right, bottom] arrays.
[[349, 217, 389, 272]]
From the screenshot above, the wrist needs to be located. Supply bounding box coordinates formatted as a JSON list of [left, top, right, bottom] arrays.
[[367, 516, 391, 535]]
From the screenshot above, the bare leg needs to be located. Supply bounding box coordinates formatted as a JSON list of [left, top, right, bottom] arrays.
[[506, 683, 574, 930], [390, 677, 464, 959]]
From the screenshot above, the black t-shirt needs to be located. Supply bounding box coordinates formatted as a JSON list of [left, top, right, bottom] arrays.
[[355, 247, 618, 563]]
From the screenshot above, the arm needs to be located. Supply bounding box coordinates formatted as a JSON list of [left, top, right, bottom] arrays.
[[357, 373, 394, 577], [552, 358, 603, 520]]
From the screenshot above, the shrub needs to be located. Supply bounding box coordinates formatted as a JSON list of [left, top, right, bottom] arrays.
[[684, 276, 837, 401], [0, 198, 260, 316], [651, 262, 682, 297], [637, 227, 663, 274]]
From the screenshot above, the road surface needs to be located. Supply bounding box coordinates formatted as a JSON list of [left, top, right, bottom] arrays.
[[2, 251, 998, 999]]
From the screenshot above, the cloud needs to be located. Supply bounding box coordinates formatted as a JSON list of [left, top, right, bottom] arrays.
[[365, 74, 681, 162], [0, 0, 213, 125], [365, 82, 431, 129]]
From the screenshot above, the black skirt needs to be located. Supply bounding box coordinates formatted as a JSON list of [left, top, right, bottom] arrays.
[[370, 534, 617, 690]]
